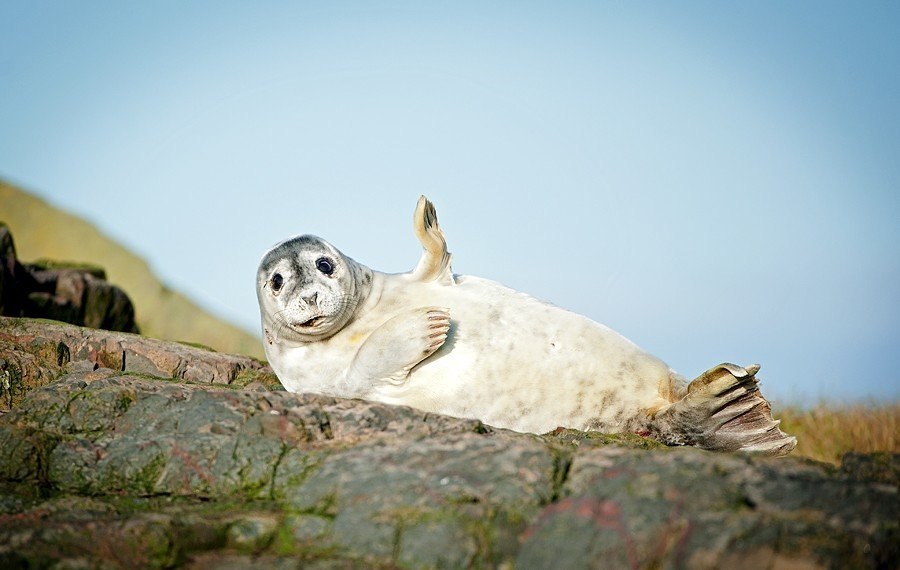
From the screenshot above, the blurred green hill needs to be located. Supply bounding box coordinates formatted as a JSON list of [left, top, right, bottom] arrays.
[[0, 178, 265, 359]]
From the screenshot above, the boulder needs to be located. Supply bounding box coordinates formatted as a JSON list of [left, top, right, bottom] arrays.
[[0, 318, 896, 569], [0, 223, 139, 333], [0, 317, 278, 412]]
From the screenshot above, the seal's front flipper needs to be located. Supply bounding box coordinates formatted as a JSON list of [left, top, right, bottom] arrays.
[[344, 306, 451, 393], [649, 363, 797, 456], [410, 196, 454, 285]]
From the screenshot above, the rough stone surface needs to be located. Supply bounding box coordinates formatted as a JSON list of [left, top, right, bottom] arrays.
[[0, 223, 139, 334], [0, 319, 897, 569], [0, 316, 279, 412]]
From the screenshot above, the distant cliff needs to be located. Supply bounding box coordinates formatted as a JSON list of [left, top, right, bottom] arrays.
[[0, 179, 264, 358]]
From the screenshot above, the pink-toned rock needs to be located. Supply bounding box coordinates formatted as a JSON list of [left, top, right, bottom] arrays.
[[0, 317, 278, 411], [0, 318, 896, 569]]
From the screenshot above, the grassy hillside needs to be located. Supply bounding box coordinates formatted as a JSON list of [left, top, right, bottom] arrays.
[[0, 179, 265, 359], [778, 403, 898, 464]]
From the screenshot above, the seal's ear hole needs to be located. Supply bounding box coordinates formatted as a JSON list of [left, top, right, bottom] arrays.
[[316, 257, 335, 276], [272, 273, 284, 292]]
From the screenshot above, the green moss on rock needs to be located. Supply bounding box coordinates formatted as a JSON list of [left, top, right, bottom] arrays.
[[544, 428, 668, 450], [26, 258, 107, 279]]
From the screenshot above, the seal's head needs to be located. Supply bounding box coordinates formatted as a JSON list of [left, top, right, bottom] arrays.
[[257, 235, 372, 343]]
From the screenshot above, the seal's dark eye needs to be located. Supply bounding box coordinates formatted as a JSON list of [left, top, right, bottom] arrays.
[[271, 273, 283, 291], [316, 257, 334, 275]]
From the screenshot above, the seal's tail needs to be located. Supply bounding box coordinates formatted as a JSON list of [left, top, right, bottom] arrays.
[[650, 363, 797, 456]]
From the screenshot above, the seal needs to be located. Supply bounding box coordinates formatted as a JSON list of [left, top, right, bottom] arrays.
[[257, 197, 796, 455]]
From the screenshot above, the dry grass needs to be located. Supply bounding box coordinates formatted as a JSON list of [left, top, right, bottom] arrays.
[[776, 403, 899, 464]]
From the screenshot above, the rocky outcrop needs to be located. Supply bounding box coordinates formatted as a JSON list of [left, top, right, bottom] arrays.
[[0, 317, 279, 412], [0, 224, 138, 334], [0, 318, 897, 568]]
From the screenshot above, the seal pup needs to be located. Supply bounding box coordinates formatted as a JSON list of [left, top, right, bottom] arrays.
[[257, 197, 796, 456]]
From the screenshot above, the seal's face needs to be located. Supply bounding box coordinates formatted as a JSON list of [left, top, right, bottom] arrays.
[[257, 235, 370, 343]]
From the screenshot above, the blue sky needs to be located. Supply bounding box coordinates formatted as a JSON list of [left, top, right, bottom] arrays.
[[1, 2, 898, 404]]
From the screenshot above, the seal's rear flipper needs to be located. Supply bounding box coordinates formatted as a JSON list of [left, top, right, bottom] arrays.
[[650, 363, 797, 456], [411, 196, 455, 285]]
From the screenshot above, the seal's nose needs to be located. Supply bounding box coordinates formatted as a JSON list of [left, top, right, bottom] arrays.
[[302, 292, 318, 309]]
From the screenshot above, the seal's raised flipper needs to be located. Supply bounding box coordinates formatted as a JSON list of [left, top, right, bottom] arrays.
[[343, 306, 451, 393], [649, 363, 797, 456], [410, 196, 454, 285]]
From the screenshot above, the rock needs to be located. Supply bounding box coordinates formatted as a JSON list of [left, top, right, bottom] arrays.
[[0, 223, 139, 333], [840, 452, 899, 486], [517, 449, 898, 569], [0, 319, 897, 568], [0, 316, 279, 412]]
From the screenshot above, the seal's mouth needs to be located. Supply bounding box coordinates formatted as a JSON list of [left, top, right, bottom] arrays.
[[296, 316, 325, 328]]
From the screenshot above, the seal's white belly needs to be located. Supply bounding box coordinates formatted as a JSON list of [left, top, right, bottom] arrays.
[[333, 274, 674, 434], [259, 198, 796, 454]]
